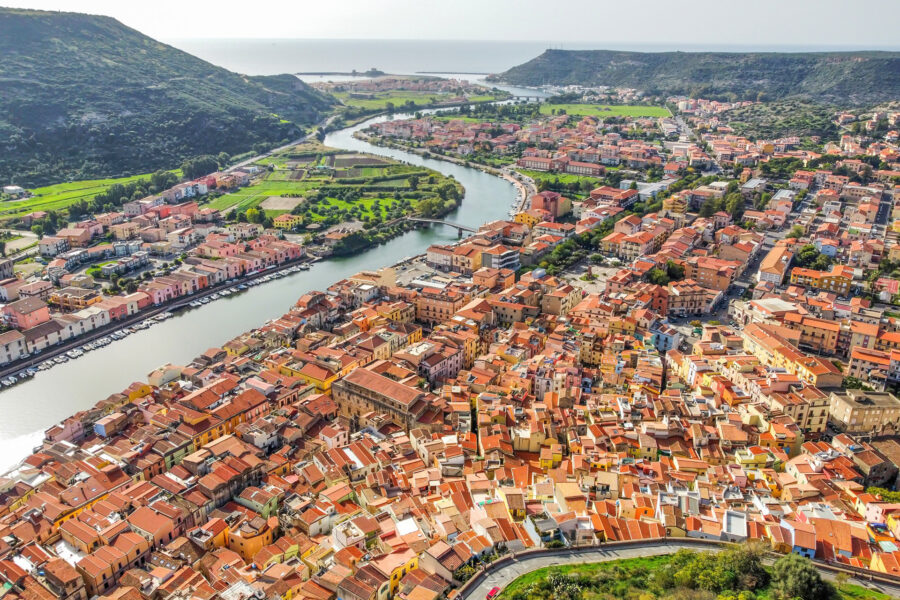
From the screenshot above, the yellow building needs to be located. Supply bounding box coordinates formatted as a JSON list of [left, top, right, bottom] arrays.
[[539, 443, 563, 470], [273, 214, 303, 229], [514, 211, 540, 229], [49, 287, 102, 311], [371, 548, 418, 597], [226, 516, 277, 562]]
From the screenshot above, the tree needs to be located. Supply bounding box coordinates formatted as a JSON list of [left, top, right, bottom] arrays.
[[181, 155, 220, 180], [0, 241, 5, 257], [812, 254, 833, 271], [246, 208, 263, 224], [717, 543, 769, 591], [125, 280, 139, 294], [407, 175, 419, 191], [770, 554, 834, 600], [648, 267, 670, 285], [786, 225, 804, 239], [31, 224, 43, 239], [666, 260, 685, 281]]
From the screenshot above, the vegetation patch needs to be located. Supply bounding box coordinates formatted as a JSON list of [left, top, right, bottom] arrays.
[[539, 103, 671, 118], [720, 101, 839, 140], [499, 546, 885, 600]]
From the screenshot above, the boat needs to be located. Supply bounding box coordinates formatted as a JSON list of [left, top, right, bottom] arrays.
[[200, 297, 210, 304], [1, 378, 14, 386], [210, 293, 220, 300], [26, 368, 37, 377], [299, 264, 310, 270], [190, 301, 202, 308], [66, 350, 79, 359]]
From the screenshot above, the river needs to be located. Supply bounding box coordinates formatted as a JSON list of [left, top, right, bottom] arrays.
[[0, 111, 521, 469]]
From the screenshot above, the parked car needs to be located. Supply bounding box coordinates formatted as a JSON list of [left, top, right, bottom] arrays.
[[487, 587, 501, 600]]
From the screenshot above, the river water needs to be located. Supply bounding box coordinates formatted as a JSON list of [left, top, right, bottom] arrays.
[[0, 111, 521, 468]]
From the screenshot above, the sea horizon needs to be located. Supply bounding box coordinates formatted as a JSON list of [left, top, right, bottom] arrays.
[[164, 38, 900, 77]]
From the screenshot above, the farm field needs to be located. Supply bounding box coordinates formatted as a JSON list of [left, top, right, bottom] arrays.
[[539, 103, 671, 118], [207, 142, 461, 227], [0, 171, 179, 222], [333, 90, 507, 111]]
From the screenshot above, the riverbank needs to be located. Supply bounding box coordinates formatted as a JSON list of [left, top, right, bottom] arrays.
[[0, 108, 522, 466], [0, 254, 321, 381], [353, 131, 535, 214], [330, 93, 517, 129]]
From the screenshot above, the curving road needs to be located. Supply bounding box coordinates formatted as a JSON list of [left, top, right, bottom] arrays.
[[457, 541, 900, 600]]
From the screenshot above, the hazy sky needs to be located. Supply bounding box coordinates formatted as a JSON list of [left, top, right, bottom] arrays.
[[5, 0, 900, 48]]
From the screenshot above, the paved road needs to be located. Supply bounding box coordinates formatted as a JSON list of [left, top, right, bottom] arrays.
[[458, 541, 900, 600]]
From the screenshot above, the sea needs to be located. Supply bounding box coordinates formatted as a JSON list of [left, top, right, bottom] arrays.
[[164, 38, 900, 80]]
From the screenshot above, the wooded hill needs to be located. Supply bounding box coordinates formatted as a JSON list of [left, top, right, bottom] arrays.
[[490, 49, 900, 105], [0, 8, 335, 186]]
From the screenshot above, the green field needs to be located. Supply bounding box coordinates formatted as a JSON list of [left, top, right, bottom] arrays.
[[334, 90, 446, 110], [0, 172, 178, 221], [433, 115, 485, 123], [539, 103, 671, 118], [206, 143, 458, 227], [514, 168, 606, 185], [334, 90, 505, 111]]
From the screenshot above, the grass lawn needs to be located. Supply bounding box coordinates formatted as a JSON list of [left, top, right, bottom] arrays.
[[433, 115, 485, 123], [334, 90, 505, 111], [207, 179, 316, 213], [514, 168, 604, 186], [498, 554, 890, 600], [0, 171, 179, 222], [539, 103, 671, 118], [334, 90, 445, 110]]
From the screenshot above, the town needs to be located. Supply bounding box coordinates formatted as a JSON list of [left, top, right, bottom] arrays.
[[0, 93, 897, 599], [0, 145, 464, 382]]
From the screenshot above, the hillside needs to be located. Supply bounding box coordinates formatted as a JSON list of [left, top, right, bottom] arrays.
[[489, 49, 900, 104], [0, 8, 335, 186], [719, 100, 839, 140]]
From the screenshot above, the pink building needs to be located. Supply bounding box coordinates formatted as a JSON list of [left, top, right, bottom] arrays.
[[2, 297, 51, 330]]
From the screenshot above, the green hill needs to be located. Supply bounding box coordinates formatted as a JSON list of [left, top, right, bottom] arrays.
[[0, 8, 335, 186], [490, 49, 900, 105]]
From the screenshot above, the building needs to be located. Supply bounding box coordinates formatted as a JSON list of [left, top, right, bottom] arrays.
[[2, 296, 51, 329], [39, 236, 69, 257], [829, 390, 900, 435], [759, 246, 794, 285], [273, 214, 303, 229], [332, 363, 435, 429]]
